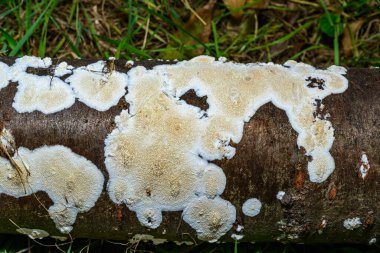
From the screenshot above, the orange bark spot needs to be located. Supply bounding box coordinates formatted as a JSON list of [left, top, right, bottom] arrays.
[[328, 186, 337, 200], [294, 170, 306, 190]]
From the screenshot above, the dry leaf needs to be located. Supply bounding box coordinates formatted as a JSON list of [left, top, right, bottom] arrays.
[[223, 0, 247, 19], [342, 19, 365, 56], [182, 0, 216, 55]]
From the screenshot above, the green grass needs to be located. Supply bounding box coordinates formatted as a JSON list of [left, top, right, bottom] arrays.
[[0, 0, 378, 66]]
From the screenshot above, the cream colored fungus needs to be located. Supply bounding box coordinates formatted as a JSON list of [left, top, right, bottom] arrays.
[[104, 56, 348, 241]]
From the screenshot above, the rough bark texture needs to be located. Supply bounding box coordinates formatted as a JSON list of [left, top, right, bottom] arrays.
[[0, 57, 379, 244]]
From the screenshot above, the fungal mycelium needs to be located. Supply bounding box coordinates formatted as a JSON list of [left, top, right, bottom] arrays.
[[0, 55, 349, 240]]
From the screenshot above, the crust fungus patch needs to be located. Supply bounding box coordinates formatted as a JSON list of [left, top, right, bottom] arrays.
[[182, 196, 236, 242], [0, 144, 104, 233], [359, 153, 370, 179], [66, 60, 128, 111], [276, 191, 286, 201], [242, 198, 262, 217], [104, 56, 348, 241], [0, 61, 10, 90], [2, 56, 129, 114], [343, 217, 362, 230], [10, 56, 75, 114]]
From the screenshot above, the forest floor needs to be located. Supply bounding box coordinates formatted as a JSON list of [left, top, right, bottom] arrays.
[[0, 0, 379, 67]]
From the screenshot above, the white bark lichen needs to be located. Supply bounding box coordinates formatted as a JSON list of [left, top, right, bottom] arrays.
[[104, 56, 348, 241], [0, 144, 104, 233]]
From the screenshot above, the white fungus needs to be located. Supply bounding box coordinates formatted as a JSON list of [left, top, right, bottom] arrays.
[[369, 238, 376, 245], [231, 234, 244, 240], [242, 198, 262, 217], [53, 62, 74, 77], [66, 60, 128, 111], [0, 55, 349, 240], [343, 217, 362, 230], [104, 56, 348, 241], [0, 145, 104, 233], [236, 225, 244, 232], [182, 196, 236, 242], [0, 61, 10, 90], [276, 191, 286, 200], [359, 153, 370, 179], [10, 56, 75, 114]]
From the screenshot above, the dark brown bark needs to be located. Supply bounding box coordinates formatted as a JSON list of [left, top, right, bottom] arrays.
[[0, 57, 379, 244]]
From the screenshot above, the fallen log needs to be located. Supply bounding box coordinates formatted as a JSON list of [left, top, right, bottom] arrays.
[[0, 56, 378, 244]]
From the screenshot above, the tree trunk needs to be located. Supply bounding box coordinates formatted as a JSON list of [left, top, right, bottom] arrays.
[[0, 56, 378, 244]]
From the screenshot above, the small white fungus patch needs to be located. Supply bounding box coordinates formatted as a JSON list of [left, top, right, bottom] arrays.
[[0, 61, 10, 90], [236, 225, 244, 232], [182, 196, 236, 242], [343, 217, 362, 230], [16, 228, 49, 239], [104, 56, 348, 240], [276, 191, 285, 200], [231, 234, 244, 240], [66, 60, 128, 111], [369, 238, 376, 245], [242, 198, 262, 217], [54, 62, 74, 77], [0, 145, 104, 233], [359, 153, 370, 179]]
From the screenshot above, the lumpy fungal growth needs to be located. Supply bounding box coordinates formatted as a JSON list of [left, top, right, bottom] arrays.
[[0, 144, 104, 233], [242, 198, 262, 217], [66, 60, 128, 111], [105, 56, 348, 241]]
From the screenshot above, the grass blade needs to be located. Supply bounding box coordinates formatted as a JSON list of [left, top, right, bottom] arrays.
[[9, 0, 54, 56]]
